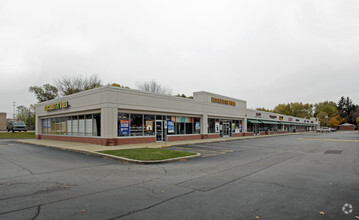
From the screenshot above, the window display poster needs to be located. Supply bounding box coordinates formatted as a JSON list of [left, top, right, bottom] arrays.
[[240, 124, 242, 132], [168, 121, 175, 133], [195, 121, 200, 131], [120, 120, 129, 135], [215, 121, 220, 133], [146, 121, 153, 132]]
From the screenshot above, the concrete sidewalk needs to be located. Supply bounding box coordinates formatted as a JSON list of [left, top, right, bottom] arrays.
[[16, 132, 299, 154]]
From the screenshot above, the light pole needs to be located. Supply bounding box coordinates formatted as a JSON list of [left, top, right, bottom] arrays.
[[325, 114, 328, 127]]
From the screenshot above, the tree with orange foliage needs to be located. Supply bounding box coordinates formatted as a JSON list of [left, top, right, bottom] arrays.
[[328, 114, 345, 128]]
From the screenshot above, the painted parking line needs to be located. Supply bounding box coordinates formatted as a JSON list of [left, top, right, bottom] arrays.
[[297, 138, 359, 143]]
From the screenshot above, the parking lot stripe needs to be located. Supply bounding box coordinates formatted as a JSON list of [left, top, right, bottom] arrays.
[[297, 138, 359, 143]]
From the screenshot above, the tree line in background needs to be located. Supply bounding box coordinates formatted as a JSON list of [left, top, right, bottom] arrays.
[[256, 96, 359, 127]]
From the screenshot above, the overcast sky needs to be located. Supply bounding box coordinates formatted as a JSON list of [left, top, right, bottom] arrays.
[[1, 0, 358, 117]]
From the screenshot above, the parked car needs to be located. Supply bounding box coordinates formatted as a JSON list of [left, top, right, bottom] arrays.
[[330, 128, 337, 132], [316, 127, 331, 133], [7, 121, 27, 132]]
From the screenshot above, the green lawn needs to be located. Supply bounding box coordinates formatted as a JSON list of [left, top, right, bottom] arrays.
[[100, 148, 196, 161], [0, 132, 35, 139]]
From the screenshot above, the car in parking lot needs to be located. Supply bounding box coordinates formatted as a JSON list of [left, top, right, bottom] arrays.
[[7, 121, 27, 132], [316, 127, 331, 133]]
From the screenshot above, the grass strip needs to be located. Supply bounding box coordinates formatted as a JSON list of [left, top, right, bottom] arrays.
[[100, 148, 196, 161], [0, 132, 35, 139]]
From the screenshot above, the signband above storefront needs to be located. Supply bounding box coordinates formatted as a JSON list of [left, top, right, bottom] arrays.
[[211, 97, 236, 106], [44, 101, 70, 111]]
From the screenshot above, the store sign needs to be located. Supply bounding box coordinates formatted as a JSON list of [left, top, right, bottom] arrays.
[[146, 121, 153, 132], [44, 101, 70, 111], [279, 116, 284, 120], [211, 97, 236, 106], [269, 115, 277, 119], [295, 119, 300, 122], [256, 112, 262, 118], [168, 121, 175, 133], [288, 118, 293, 121], [120, 120, 129, 135]]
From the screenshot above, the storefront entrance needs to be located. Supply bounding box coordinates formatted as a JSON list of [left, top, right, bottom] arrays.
[[223, 122, 230, 137], [253, 124, 260, 135], [156, 121, 163, 142]]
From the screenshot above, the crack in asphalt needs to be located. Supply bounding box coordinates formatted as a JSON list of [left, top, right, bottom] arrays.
[[0, 182, 74, 201], [1, 157, 34, 175], [242, 179, 305, 190], [109, 190, 195, 219], [176, 152, 302, 186], [0, 165, 169, 216], [31, 206, 41, 220], [0, 162, 120, 181]]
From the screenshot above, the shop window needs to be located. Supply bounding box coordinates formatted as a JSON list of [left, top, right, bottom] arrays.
[[78, 115, 85, 136], [208, 118, 219, 133], [130, 114, 143, 136], [185, 123, 193, 134], [231, 120, 242, 133], [144, 115, 155, 136], [93, 114, 101, 136], [42, 119, 48, 134], [118, 113, 130, 136], [59, 117, 66, 135], [194, 118, 201, 134], [67, 117, 72, 135], [85, 115, 93, 136], [72, 116, 78, 136], [51, 118, 56, 134], [167, 116, 176, 135], [177, 122, 185, 134]]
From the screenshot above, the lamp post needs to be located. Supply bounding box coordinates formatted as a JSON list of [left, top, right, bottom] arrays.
[[325, 114, 328, 127]]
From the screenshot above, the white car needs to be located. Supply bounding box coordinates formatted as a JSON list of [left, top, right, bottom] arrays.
[[316, 127, 330, 133]]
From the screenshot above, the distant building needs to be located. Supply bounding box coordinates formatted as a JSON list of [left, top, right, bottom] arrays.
[[338, 123, 356, 131], [0, 113, 6, 131]]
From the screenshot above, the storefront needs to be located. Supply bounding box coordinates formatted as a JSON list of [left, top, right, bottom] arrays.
[[35, 86, 318, 146]]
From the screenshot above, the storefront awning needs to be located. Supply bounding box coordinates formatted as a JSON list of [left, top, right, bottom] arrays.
[[247, 119, 262, 124], [279, 121, 293, 125], [260, 120, 280, 125]]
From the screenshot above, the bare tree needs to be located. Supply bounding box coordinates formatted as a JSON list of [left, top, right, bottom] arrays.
[[135, 80, 172, 95], [55, 74, 102, 96]]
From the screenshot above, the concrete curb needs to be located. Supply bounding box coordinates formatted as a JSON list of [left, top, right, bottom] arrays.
[[163, 132, 301, 147], [94, 152, 201, 164], [14, 140, 201, 164]]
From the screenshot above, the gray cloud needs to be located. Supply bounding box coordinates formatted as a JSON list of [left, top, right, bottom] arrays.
[[1, 0, 358, 116]]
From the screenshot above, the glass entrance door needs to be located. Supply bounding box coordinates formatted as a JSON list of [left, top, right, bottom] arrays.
[[156, 121, 163, 142], [254, 124, 259, 135], [223, 123, 230, 137]]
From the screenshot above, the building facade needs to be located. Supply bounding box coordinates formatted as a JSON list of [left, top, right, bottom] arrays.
[[0, 113, 6, 131], [35, 86, 319, 146]]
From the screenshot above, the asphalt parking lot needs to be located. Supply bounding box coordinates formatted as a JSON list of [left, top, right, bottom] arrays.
[[0, 131, 359, 219]]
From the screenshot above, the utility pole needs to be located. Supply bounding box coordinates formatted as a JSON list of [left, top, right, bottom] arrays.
[[12, 102, 16, 119]]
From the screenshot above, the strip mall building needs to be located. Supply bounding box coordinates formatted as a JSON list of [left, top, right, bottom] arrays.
[[35, 86, 319, 146]]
